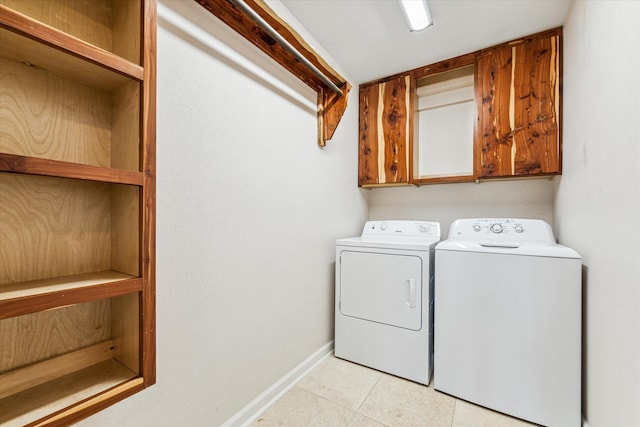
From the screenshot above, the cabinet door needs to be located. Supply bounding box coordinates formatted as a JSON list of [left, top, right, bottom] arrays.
[[358, 74, 411, 186], [476, 30, 561, 178]]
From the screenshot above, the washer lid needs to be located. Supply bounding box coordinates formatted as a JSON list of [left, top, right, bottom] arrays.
[[447, 218, 555, 244], [439, 218, 579, 258], [436, 240, 581, 258]]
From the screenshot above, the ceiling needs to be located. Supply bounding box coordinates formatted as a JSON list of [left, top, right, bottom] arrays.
[[279, 0, 572, 84]]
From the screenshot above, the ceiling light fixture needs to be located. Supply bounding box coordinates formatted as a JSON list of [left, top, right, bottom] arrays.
[[398, 0, 433, 32]]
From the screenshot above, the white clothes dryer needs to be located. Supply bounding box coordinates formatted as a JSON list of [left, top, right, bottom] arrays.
[[435, 218, 581, 427], [335, 220, 440, 385]]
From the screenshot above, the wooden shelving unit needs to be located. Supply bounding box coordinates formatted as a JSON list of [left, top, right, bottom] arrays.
[[0, 1, 156, 425]]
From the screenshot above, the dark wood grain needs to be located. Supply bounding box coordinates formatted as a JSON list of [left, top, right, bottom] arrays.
[[358, 84, 379, 186], [411, 175, 476, 185], [195, 0, 344, 93], [321, 82, 351, 143], [141, 0, 157, 389], [194, 0, 350, 146], [358, 75, 411, 186], [476, 28, 561, 178], [381, 76, 410, 184], [514, 34, 560, 174], [477, 43, 513, 177], [411, 52, 476, 81]]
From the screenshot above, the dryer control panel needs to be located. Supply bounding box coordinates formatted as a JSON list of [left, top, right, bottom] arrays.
[[448, 218, 555, 244], [363, 221, 441, 239]]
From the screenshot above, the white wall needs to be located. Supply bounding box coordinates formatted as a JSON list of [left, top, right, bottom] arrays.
[[82, 1, 367, 425], [556, 1, 640, 425], [368, 180, 555, 239]]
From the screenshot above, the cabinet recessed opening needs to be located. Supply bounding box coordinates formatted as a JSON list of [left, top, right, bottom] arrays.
[[0, 0, 154, 423], [0, 0, 141, 64], [0, 174, 140, 292], [0, 56, 141, 171], [414, 65, 475, 180], [0, 293, 140, 425]]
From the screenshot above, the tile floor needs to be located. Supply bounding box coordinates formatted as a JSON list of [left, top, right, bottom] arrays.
[[251, 354, 538, 427]]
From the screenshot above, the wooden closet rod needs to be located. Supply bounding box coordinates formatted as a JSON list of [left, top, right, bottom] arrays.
[[196, 0, 351, 147], [227, 0, 343, 96]]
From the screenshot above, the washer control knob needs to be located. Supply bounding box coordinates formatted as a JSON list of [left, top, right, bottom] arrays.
[[380, 223, 387, 231], [473, 224, 481, 232], [514, 225, 524, 233], [490, 223, 504, 234]]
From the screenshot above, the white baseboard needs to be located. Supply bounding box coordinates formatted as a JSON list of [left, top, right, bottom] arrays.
[[221, 341, 334, 427]]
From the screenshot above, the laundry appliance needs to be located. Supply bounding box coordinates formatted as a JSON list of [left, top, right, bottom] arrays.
[[435, 218, 581, 427], [335, 220, 440, 385]]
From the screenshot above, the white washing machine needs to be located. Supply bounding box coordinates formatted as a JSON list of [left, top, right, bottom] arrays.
[[435, 218, 581, 427], [335, 220, 440, 385]]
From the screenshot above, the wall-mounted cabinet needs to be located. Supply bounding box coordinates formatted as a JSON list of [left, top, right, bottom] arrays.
[[0, 0, 156, 425], [357, 28, 562, 187]]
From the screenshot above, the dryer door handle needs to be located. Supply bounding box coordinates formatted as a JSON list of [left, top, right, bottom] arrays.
[[407, 279, 416, 308]]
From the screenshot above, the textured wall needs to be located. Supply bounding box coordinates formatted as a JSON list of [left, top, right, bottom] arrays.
[[368, 179, 555, 239], [556, 1, 640, 425]]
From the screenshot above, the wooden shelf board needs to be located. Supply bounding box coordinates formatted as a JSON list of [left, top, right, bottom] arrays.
[[0, 359, 139, 427], [0, 271, 142, 319], [0, 341, 115, 400], [0, 6, 143, 91], [0, 154, 144, 186], [411, 175, 476, 185]]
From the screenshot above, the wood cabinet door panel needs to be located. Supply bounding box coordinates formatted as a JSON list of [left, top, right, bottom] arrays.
[[477, 31, 561, 178], [358, 75, 410, 186]]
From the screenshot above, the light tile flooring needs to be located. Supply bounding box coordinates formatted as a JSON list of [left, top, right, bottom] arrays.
[[251, 354, 538, 427]]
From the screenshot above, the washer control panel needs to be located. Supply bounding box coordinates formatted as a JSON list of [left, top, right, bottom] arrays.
[[448, 218, 555, 244], [362, 220, 441, 239], [470, 219, 524, 235]]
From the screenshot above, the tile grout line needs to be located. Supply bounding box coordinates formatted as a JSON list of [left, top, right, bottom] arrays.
[[354, 373, 382, 413], [293, 358, 388, 427], [451, 398, 458, 427], [295, 356, 378, 413], [353, 373, 392, 427]]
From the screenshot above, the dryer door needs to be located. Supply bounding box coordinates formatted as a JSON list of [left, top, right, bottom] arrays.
[[339, 251, 423, 331]]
